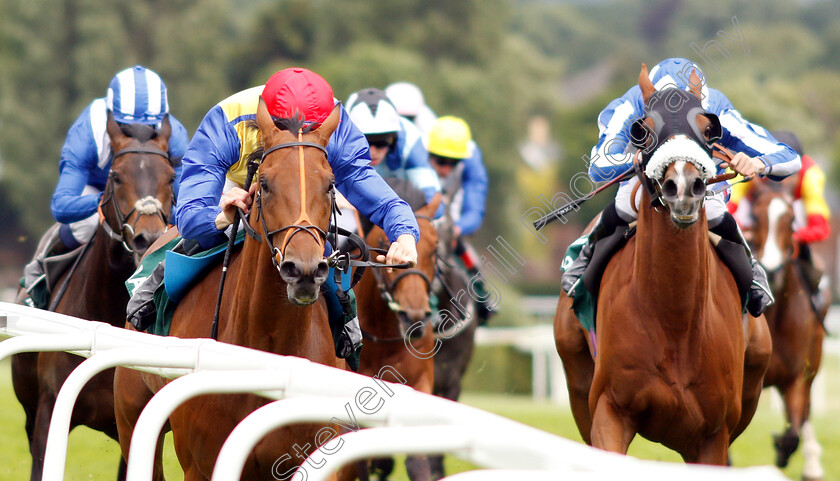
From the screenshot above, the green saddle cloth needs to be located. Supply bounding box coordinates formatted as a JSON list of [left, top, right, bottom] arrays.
[[561, 234, 596, 333], [125, 232, 244, 336]]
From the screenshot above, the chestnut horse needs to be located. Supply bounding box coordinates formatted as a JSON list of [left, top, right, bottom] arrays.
[[355, 179, 440, 481], [114, 103, 353, 481], [554, 65, 772, 464], [12, 114, 175, 481], [749, 185, 826, 480]]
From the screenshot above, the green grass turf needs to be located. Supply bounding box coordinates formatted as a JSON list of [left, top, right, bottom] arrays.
[[0, 350, 836, 480]]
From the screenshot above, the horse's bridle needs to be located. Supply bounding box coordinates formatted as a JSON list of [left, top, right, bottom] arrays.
[[240, 130, 331, 273], [371, 216, 435, 313], [99, 146, 172, 252]]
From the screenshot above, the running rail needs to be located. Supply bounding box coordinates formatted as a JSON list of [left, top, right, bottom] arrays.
[[0, 303, 792, 481]]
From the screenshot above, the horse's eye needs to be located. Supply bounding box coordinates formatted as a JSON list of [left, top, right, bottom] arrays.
[[110, 172, 123, 185], [260, 176, 270, 193], [169, 175, 176, 185]]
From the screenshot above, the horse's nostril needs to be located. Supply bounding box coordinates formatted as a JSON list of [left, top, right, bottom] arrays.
[[691, 177, 706, 197], [662, 179, 678, 198], [279, 261, 302, 281], [315, 260, 329, 282], [132, 233, 154, 253]]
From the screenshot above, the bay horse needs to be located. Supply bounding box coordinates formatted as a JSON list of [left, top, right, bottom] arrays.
[[749, 184, 826, 480], [114, 103, 352, 481], [354, 179, 440, 481], [554, 65, 772, 464], [11, 113, 176, 481]]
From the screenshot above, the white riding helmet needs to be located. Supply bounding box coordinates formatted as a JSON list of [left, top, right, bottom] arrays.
[[385, 82, 424, 118], [346, 88, 401, 135]]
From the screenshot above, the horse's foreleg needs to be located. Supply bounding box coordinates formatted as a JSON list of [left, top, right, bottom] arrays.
[[114, 366, 166, 481], [554, 304, 595, 444], [733, 314, 772, 443], [800, 325, 825, 481], [405, 455, 432, 481], [28, 392, 56, 481], [691, 429, 730, 465], [428, 455, 445, 480], [10, 352, 40, 445], [775, 378, 808, 468], [800, 420, 824, 481], [589, 395, 635, 454]]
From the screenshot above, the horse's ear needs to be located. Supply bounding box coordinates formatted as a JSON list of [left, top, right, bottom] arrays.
[[256, 97, 278, 136], [419, 192, 442, 219], [106, 110, 126, 142], [158, 114, 172, 140], [688, 68, 703, 100], [639, 63, 656, 104], [312, 105, 341, 147]]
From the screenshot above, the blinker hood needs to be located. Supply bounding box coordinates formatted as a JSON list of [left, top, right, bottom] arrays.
[[629, 89, 721, 160]]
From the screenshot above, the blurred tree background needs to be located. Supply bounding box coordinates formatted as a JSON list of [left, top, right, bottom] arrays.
[[2, 0, 839, 314]]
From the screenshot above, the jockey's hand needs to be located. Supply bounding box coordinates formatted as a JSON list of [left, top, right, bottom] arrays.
[[215, 184, 257, 230], [726, 153, 766, 179], [377, 233, 417, 272]]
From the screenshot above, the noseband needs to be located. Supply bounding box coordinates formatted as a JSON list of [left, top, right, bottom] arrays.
[[99, 146, 172, 252]]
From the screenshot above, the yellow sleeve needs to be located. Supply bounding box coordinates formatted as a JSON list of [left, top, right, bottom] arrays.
[[801, 166, 830, 220]]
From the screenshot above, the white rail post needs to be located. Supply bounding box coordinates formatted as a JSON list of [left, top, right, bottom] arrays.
[[42, 347, 199, 481]]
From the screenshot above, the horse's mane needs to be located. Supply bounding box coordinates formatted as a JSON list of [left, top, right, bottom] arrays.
[[119, 123, 157, 143], [360, 177, 427, 237], [385, 177, 428, 211]]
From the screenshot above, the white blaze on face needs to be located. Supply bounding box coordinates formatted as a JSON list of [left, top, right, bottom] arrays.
[[760, 197, 787, 271], [672, 160, 690, 198]]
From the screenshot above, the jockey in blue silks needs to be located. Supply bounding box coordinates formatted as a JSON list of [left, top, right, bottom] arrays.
[[343, 88, 443, 226], [126, 68, 419, 369], [22, 65, 189, 295], [561, 57, 801, 317], [427, 115, 495, 323]]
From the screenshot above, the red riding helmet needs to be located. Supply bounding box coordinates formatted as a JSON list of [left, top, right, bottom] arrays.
[[262, 68, 335, 126]]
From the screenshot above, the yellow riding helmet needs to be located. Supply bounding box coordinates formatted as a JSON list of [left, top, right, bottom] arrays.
[[428, 116, 472, 159]]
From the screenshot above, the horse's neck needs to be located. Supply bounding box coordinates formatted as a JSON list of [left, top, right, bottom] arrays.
[[635, 200, 712, 320], [224, 241, 321, 355], [357, 269, 399, 337]]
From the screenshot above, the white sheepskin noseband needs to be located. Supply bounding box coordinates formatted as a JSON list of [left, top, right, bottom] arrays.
[[644, 135, 716, 181]]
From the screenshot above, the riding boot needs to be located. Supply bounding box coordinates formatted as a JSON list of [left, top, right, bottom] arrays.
[[711, 214, 774, 317], [21, 223, 73, 308], [561, 201, 625, 295], [125, 239, 197, 332], [747, 257, 774, 317], [126, 261, 165, 331], [795, 244, 827, 315], [323, 268, 362, 371]]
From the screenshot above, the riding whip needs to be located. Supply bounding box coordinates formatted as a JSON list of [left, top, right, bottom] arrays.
[[532, 166, 638, 231], [210, 157, 260, 339]]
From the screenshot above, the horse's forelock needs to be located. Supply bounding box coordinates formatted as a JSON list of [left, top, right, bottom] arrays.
[[245, 117, 316, 135], [119, 123, 157, 143]]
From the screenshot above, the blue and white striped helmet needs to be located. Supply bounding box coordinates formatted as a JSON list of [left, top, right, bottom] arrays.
[[648, 58, 709, 105], [106, 65, 169, 125]]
